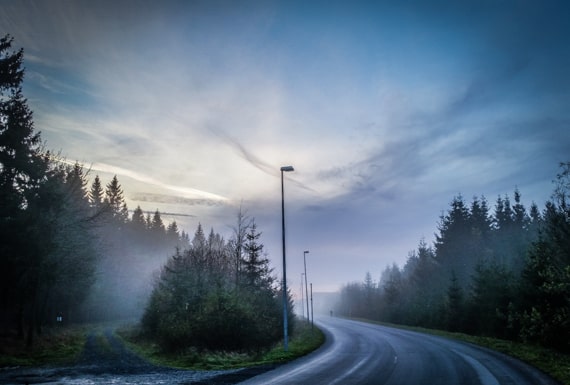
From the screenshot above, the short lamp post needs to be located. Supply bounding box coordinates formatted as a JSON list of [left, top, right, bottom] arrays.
[[280, 165, 294, 351]]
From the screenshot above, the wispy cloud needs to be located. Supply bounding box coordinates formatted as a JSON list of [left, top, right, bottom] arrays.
[[87, 162, 229, 202], [211, 127, 318, 194]]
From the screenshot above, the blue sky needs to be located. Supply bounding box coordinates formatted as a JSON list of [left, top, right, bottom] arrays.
[[2, 0, 569, 292]]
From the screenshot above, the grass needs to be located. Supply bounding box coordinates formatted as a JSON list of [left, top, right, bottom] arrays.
[[117, 319, 325, 370], [351, 317, 570, 385], [5, 319, 566, 384], [0, 325, 87, 367]]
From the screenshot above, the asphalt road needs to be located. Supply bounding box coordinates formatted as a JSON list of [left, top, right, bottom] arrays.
[[0, 319, 561, 384], [239, 317, 561, 385]]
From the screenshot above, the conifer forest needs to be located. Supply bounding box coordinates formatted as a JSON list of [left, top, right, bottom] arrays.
[[336, 170, 570, 352], [0, 35, 291, 352]]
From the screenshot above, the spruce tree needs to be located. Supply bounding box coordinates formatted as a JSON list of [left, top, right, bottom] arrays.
[[130, 205, 146, 232], [520, 163, 570, 351], [104, 175, 126, 222], [150, 209, 165, 234], [0, 35, 50, 343], [0, 35, 46, 212]]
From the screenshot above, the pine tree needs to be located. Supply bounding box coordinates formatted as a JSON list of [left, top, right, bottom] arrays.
[[104, 175, 126, 222], [520, 163, 570, 351], [89, 175, 103, 206], [434, 195, 472, 288], [446, 270, 463, 332], [0, 35, 45, 212], [166, 220, 180, 245], [0, 35, 51, 344], [230, 207, 251, 288], [242, 221, 272, 290], [150, 209, 165, 234], [130, 205, 146, 232]]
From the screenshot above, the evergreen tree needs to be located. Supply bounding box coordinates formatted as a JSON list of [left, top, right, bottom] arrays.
[[492, 191, 531, 273], [104, 175, 126, 222], [229, 207, 251, 288], [468, 261, 514, 338], [381, 264, 402, 322], [445, 271, 463, 332], [243, 221, 268, 288], [89, 175, 104, 212], [519, 163, 570, 351], [47, 162, 98, 325], [0, 35, 45, 213], [362, 271, 377, 319], [142, 220, 285, 352], [0, 35, 48, 344], [150, 209, 165, 235], [434, 195, 473, 288], [166, 220, 180, 245], [403, 239, 438, 326], [130, 205, 146, 232], [527, 202, 542, 241]]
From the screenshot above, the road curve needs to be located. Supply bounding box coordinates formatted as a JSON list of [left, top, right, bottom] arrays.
[[238, 317, 561, 385]]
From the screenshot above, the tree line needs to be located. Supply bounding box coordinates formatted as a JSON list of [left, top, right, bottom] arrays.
[[337, 164, 570, 352], [141, 212, 294, 353], [1, 35, 291, 352]]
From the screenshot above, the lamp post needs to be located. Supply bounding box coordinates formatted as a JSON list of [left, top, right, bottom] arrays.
[[280, 165, 294, 351], [303, 250, 310, 321], [301, 273, 305, 319], [310, 283, 314, 329]]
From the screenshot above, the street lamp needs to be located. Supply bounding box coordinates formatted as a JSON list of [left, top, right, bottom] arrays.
[[303, 250, 310, 321], [281, 165, 294, 351], [310, 283, 314, 328], [301, 273, 305, 319]]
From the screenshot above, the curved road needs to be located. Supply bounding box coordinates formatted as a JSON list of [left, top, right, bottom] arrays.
[[239, 317, 560, 385], [0, 319, 560, 384]]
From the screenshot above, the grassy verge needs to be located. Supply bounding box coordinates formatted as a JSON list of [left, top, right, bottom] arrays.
[[117, 319, 325, 370], [351, 317, 570, 385], [0, 326, 86, 367]]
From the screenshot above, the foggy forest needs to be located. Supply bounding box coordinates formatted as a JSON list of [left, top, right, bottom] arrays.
[[2, 30, 569, 359], [336, 170, 570, 353], [0, 35, 291, 353]]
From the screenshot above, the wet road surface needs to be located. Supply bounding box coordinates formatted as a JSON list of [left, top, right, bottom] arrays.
[[238, 317, 561, 385]]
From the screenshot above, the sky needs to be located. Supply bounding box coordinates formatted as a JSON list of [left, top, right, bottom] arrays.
[[2, 0, 569, 293]]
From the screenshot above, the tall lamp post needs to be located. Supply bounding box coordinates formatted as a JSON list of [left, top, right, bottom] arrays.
[[303, 250, 310, 321], [280, 165, 294, 351], [301, 273, 305, 319]]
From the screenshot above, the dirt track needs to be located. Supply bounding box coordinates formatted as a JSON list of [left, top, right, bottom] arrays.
[[0, 328, 273, 384]]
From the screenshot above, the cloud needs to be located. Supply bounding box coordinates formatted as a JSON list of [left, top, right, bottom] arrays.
[[130, 192, 223, 207], [88, 162, 229, 202]]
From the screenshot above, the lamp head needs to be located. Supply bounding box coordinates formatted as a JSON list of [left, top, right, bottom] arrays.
[[280, 166, 294, 172]]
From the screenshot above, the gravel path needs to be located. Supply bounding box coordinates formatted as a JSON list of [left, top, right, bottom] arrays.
[[0, 328, 274, 385]]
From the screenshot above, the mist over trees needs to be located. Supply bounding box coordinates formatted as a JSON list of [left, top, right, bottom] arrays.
[[0, 35, 97, 346], [141, 214, 294, 353], [337, 163, 570, 352], [81, 175, 191, 323], [0, 35, 189, 346], [1, 36, 293, 353]]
